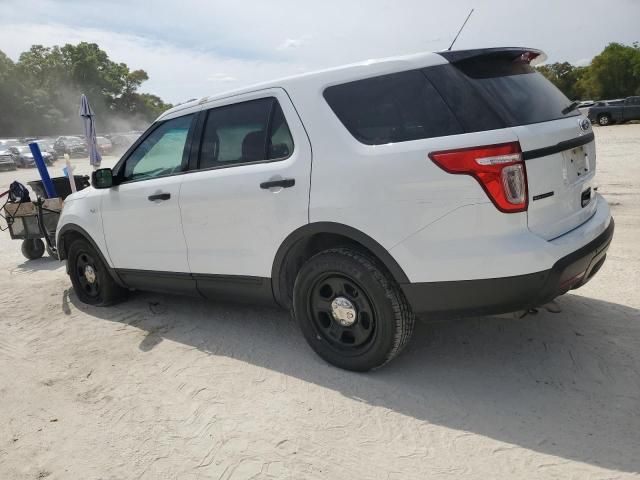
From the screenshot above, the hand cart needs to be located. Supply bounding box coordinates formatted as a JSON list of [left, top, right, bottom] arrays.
[[2, 197, 62, 259], [1, 175, 90, 260]]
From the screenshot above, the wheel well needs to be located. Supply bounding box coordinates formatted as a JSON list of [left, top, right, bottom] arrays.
[[58, 230, 85, 260], [274, 232, 398, 309]]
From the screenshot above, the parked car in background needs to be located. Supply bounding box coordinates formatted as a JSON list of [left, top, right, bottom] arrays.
[[96, 136, 113, 156], [577, 100, 595, 115], [588, 96, 640, 125], [0, 147, 18, 171], [9, 145, 54, 167], [0, 138, 20, 149], [54, 136, 88, 157], [34, 139, 59, 161], [57, 47, 614, 371], [108, 133, 140, 154]]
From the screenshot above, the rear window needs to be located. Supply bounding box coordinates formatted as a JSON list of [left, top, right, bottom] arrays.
[[323, 70, 463, 145], [442, 59, 579, 126]]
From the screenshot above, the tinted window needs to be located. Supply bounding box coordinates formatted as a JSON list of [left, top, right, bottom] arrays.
[[199, 97, 293, 169], [123, 114, 194, 181], [324, 70, 463, 145], [422, 65, 504, 133], [449, 59, 579, 126]]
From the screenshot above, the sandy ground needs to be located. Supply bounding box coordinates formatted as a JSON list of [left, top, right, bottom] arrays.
[[0, 126, 639, 480]]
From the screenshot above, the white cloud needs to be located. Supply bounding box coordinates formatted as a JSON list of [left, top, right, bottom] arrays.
[[0, 23, 304, 105], [0, 0, 639, 104], [277, 38, 306, 50], [574, 58, 592, 67], [208, 73, 237, 83]]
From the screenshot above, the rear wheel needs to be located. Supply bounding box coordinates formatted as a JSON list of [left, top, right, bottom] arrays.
[[21, 239, 45, 260], [293, 248, 414, 371], [598, 114, 611, 126], [68, 238, 127, 306]]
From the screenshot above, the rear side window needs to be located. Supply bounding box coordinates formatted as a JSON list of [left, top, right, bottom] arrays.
[[443, 59, 579, 126], [199, 97, 293, 169], [422, 65, 504, 133], [324, 70, 463, 145]]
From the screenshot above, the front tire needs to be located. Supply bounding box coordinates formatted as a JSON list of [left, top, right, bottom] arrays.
[[68, 238, 127, 306], [293, 248, 414, 371]]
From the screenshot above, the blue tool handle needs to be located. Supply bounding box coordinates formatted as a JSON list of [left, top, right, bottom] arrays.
[[29, 142, 57, 198]]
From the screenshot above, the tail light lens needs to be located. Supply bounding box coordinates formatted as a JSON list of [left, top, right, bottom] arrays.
[[429, 142, 528, 213]]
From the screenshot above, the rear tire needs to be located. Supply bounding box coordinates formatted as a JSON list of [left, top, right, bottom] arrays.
[[293, 248, 414, 371], [68, 238, 127, 306], [21, 239, 45, 260], [598, 114, 611, 126]]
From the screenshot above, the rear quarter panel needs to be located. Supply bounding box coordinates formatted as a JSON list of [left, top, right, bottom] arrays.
[[284, 70, 522, 253]]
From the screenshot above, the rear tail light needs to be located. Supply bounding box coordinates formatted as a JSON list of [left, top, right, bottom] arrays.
[[429, 142, 528, 213]]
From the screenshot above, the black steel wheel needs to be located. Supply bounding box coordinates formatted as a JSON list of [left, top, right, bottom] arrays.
[[309, 273, 377, 353], [68, 238, 127, 306], [75, 251, 100, 298], [294, 248, 414, 371]]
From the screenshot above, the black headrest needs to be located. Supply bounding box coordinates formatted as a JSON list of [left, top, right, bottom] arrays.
[[242, 130, 265, 162]]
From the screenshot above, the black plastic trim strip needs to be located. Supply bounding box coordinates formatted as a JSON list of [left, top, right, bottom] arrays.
[[114, 269, 276, 305], [522, 132, 594, 161]]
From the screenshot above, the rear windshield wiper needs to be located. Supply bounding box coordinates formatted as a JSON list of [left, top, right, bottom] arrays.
[[562, 101, 580, 115]]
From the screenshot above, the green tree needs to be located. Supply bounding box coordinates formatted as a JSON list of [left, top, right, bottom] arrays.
[[0, 42, 172, 137], [586, 42, 640, 99], [537, 62, 589, 100]]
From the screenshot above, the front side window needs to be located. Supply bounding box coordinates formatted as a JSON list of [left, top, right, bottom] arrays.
[[199, 97, 294, 169], [123, 114, 194, 181]]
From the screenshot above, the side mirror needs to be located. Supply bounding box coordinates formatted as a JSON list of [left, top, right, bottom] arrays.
[[92, 168, 114, 189]]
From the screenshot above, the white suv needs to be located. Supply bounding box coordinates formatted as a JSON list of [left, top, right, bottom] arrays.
[[57, 48, 614, 371]]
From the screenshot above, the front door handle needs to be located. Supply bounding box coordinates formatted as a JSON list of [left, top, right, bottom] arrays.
[[148, 192, 171, 201], [260, 178, 295, 189]]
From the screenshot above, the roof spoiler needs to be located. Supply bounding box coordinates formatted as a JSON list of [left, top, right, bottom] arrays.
[[438, 47, 547, 66]]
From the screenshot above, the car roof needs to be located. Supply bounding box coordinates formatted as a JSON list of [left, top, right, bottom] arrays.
[[157, 50, 450, 121], [157, 47, 546, 122]]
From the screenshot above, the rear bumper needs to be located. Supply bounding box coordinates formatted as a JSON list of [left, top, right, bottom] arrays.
[[401, 217, 614, 317]]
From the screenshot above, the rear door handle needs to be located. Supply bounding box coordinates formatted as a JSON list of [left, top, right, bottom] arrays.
[[148, 192, 171, 201], [260, 178, 295, 189]]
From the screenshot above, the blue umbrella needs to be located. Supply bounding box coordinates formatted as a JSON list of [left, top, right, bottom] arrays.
[[79, 94, 102, 168]]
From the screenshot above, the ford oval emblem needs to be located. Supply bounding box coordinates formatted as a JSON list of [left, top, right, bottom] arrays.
[[579, 118, 591, 132]]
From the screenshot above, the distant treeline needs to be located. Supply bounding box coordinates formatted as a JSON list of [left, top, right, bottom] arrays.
[[537, 42, 640, 101], [0, 42, 173, 137]]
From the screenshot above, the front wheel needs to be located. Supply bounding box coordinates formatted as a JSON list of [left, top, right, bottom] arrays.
[[293, 248, 414, 371], [68, 238, 127, 306]]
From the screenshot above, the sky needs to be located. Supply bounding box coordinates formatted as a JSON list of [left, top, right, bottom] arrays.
[[0, 0, 638, 104]]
